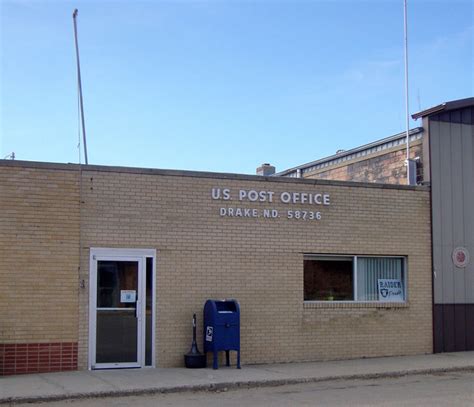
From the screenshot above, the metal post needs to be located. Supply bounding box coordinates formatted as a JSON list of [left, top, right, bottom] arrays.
[[404, 0, 410, 184], [73, 9, 89, 165]]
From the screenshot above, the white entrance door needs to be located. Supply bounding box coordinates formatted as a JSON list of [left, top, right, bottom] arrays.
[[89, 249, 155, 369]]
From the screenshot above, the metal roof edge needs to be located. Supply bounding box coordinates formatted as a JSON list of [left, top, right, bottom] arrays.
[[412, 97, 474, 120], [411, 103, 446, 120]]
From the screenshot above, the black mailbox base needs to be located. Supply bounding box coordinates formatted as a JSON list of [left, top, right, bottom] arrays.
[[209, 350, 241, 370], [184, 353, 207, 369]]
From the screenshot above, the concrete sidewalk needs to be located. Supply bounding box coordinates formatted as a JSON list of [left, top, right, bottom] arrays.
[[1, 352, 474, 404]]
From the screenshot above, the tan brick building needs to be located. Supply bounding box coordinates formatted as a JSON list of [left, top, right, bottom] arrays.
[[0, 160, 432, 375]]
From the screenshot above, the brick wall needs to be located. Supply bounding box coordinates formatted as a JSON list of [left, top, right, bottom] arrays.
[[303, 141, 423, 184], [0, 343, 78, 375], [76, 166, 432, 368], [1, 162, 432, 373], [0, 165, 80, 375]]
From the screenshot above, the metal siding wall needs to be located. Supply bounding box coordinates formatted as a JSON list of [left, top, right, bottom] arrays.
[[439, 121, 455, 303], [451, 122, 466, 303], [431, 118, 474, 305], [462, 122, 474, 303], [425, 108, 473, 353], [430, 120, 444, 303]]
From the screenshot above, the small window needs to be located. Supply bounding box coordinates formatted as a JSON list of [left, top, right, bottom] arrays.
[[304, 255, 406, 302]]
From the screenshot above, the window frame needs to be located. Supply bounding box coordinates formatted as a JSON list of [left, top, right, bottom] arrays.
[[303, 254, 408, 304]]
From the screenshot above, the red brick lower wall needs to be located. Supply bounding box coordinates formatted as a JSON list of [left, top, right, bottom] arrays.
[[0, 342, 78, 376]]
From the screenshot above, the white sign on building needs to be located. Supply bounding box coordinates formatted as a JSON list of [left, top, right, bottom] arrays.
[[377, 279, 404, 302]]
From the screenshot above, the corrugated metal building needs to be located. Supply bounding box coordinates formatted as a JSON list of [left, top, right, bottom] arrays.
[[412, 98, 474, 352]]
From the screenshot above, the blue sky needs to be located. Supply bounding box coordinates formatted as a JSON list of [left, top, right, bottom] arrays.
[[1, 0, 472, 174]]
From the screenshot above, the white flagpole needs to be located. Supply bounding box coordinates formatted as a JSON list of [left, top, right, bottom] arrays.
[[73, 9, 89, 165], [404, 0, 410, 184]]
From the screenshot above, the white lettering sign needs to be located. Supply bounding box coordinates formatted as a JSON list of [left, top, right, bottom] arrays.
[[211, 188, 330, 205], [212, 187, 331, 221]]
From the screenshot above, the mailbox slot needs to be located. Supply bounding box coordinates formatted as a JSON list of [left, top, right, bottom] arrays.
[[216, 302, 237, 313]]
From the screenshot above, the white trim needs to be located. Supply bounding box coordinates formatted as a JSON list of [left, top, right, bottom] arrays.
[[139, 260, 145, 367], [404, 256, 408, 303], [88, 253, 96, 370], [88, 248, 157, 370], [90, 254, 143, 370], [151, 255, 157, 368], [304, 253, 407, 259], [353, 255, 358, 301], [91, 247, 156, 258]]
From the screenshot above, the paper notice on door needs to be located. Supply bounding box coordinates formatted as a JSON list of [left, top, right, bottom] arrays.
[[120, 290, 136, 303]]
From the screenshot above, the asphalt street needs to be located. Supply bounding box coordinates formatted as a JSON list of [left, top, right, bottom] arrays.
[[14, 371, 474, 407]]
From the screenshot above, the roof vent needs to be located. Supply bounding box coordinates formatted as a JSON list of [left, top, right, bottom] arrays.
[[336, 149, 345, 154], [256, 163, 276, 176]]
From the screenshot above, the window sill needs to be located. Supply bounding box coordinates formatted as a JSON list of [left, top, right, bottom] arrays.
[[303, 301, 409, 309]]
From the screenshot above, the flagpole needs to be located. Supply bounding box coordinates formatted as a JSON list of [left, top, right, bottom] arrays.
[[404, 0, 410, 184], [73, 9, 89, 165]]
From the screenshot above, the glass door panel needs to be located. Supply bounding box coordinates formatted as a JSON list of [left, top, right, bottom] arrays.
[[96, 260, 140, 365]]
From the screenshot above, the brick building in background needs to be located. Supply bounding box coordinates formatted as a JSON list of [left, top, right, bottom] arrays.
[[270, 103, 474, 186], [274, 127, 424, 184]]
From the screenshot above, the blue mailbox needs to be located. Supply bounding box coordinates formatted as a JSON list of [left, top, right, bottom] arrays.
[[203, 299, 241, 369]]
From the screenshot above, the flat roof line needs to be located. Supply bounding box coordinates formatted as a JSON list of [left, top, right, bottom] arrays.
[[0, 159, 429, 191]]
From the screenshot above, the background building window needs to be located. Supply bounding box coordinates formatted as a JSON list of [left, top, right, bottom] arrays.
[[304, 255, 406, 302]]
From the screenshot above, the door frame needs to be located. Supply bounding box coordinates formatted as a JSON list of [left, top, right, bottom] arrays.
[[88, 248, 156, 370]]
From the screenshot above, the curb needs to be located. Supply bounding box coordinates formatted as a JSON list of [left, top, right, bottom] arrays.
[[2, 365, 474, 405]]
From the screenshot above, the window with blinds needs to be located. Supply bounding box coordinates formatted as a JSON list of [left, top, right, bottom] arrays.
[[304, 255, 406, 302]]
